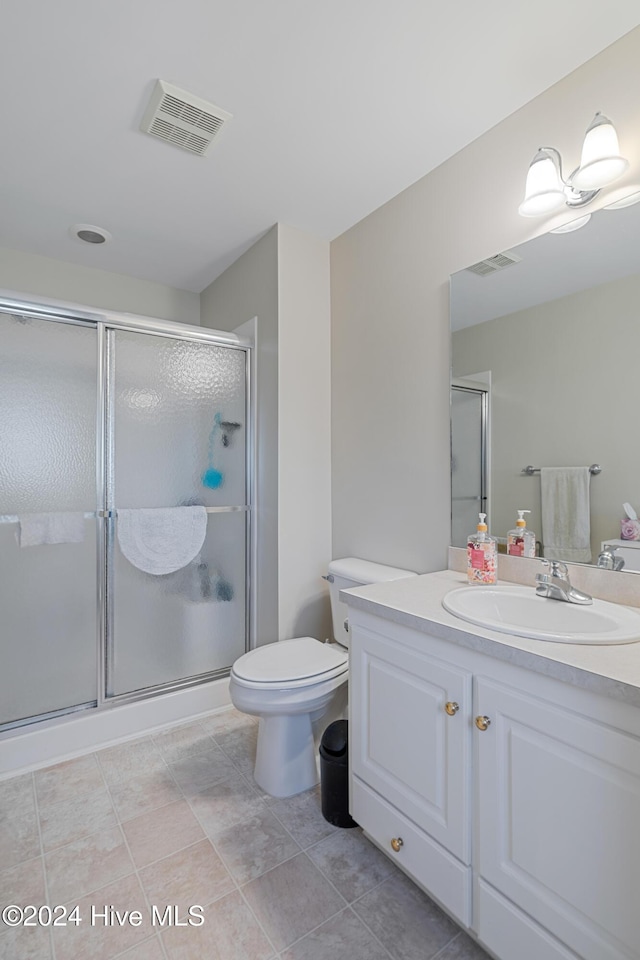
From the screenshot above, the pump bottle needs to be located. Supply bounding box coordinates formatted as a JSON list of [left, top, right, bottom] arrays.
[[467, 513, 497, 584], [507, 510, 536, 558]]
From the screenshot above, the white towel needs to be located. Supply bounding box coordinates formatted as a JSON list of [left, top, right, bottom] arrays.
[[117, 506, 207, 575], [19, 512, 86, 547], [540, 467, 592, 563]]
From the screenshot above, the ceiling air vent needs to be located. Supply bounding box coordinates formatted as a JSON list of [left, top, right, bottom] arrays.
[[466, 250, 522, 277], [140, 80, 232, 156]]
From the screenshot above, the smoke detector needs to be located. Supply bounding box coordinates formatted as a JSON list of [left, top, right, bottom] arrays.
[[466, 250, 521, 277], [70, 223, 112, 245], [140, 80, 232, 156]]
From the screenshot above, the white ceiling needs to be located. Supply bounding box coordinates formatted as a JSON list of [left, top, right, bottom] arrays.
[[2, 1, 639, 293]]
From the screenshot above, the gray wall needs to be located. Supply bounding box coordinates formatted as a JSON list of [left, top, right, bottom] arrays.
[[453, 272, 640, 559], [0, 246, 200, 324], [200, 227, 279, 645], [330, 27, 640, 574], [201, 224, 333, 645], [277, 225, 332, 644]]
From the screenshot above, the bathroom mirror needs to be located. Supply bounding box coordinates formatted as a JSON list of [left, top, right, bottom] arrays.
[[450, 193, 640, 572]]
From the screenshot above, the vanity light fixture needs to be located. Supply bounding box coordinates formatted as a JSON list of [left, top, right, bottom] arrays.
[[519, 113, 629, 218]]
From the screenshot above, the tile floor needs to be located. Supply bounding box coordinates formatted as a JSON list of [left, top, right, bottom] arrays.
[[0, 708, 491, 960]]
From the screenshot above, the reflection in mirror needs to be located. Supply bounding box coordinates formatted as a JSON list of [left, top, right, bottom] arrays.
[[450, 194, 640, 573], [451, 378, 488, 549]]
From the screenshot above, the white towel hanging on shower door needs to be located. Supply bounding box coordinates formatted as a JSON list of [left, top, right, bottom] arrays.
[[18, 512, 86, 547], [117, 506, 207, 575]]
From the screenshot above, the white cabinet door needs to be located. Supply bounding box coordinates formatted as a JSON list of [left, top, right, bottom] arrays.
[[350, 621, 471, 862], [476, 676, 640, 960]]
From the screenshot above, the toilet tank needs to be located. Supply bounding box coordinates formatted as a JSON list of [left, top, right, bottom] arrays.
[[326, 557, 417, 648]]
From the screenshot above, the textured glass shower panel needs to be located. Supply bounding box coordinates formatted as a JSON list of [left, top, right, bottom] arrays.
[[0, 314, 96, 512], [111, 331, 246, 508], [110, 512, 247, 695], [109, 330, 248, 697], [0, 313, 97, 725], [451, 387, 486, 549]]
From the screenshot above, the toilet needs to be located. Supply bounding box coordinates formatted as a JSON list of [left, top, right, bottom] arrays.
[[229, 557, 417, 797]]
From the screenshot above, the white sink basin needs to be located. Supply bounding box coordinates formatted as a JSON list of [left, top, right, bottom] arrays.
[[442, 585, 640, 644]]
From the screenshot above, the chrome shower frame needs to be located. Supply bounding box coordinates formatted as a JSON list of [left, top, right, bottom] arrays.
[[0, 294, 254, 728]]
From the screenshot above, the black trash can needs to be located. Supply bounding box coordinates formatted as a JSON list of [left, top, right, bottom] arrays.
[[319, 719, 358, 828]]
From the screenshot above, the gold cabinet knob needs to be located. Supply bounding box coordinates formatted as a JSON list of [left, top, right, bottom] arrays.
[[445, 701, 459, 716], [390, 837, 404, 853], [475, 715, 491, 731]]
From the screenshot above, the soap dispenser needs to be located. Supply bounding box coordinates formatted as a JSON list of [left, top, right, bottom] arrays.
[[507, 510, 536, 558], [467, 513, 497, 584]]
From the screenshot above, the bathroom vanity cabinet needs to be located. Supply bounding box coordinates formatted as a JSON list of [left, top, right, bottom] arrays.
[[347, 578, 640, 960], [349, 621, 473, 923]]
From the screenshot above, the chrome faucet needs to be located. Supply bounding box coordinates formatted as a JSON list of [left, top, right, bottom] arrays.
[[596, 545, 625, 571], [535, 559, 593, 605]]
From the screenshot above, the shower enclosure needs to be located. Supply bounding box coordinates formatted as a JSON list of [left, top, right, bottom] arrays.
[[0, 299, 252, 732], [451, 382, 488, 548]]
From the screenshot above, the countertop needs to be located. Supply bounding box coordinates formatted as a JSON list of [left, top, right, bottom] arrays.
[[341, 569, 640, 708]]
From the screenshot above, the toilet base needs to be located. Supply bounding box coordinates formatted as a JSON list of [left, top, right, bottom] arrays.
[[254, 713, 318, 798], [229, 669, 348, 799]]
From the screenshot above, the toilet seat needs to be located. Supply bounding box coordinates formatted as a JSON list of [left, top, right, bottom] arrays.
[[231, 636, 348, 688]]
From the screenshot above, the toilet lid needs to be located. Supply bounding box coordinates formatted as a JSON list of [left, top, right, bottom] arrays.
[[232, 637, 348, 684]]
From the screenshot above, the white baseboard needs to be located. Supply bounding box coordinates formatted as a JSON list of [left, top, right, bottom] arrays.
[[0, 678, 231, 778]]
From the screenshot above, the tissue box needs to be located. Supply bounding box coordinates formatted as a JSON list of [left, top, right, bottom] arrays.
[[621, 519, 640, 541]]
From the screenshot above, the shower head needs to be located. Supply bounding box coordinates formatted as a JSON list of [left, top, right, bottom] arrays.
[[219, 421, 241, 447]]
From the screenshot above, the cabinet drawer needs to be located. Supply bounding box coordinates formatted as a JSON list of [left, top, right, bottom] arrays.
[[352, 776, 471, 927]]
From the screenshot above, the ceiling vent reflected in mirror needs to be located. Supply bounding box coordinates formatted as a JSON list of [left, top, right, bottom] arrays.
[[140, 80, 233, 156], [466, 250, 522, 277]]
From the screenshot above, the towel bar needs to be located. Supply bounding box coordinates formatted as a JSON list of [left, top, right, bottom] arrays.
[[0, 505, 250, 524], [522, 464, 601, 476]]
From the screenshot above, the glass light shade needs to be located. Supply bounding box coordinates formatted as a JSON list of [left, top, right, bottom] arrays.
[[571, 113, 629, 190], [518, 149, 566, 217], [550, 213, 591, 234]]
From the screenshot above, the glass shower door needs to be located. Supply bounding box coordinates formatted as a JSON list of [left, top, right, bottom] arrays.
[[107, 329, 249, 698], [0, 312, 98, 727], [451, 384, 487, 548]]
